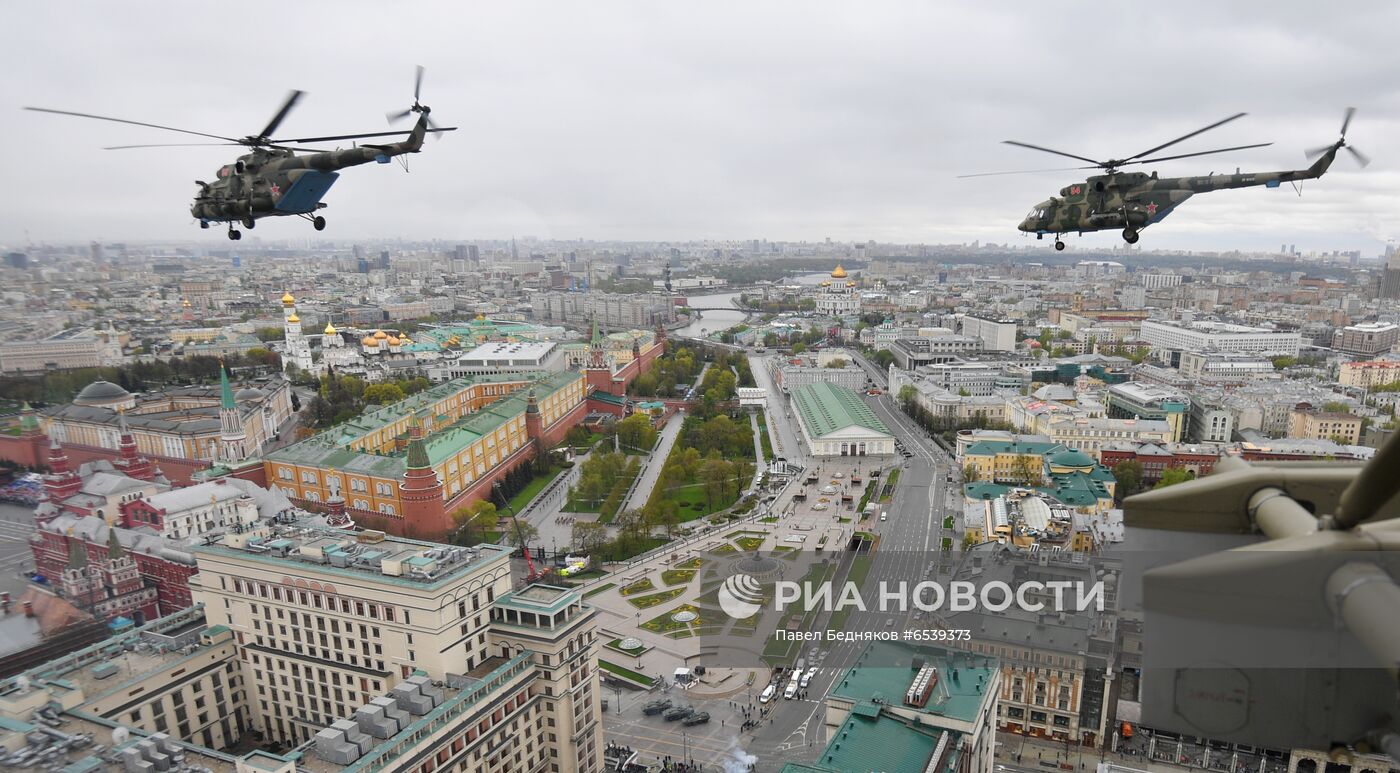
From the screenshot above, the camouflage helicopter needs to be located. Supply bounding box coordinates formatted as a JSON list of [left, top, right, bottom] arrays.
[[24, 67, 455, 240], [962, 110, 1368, 250]]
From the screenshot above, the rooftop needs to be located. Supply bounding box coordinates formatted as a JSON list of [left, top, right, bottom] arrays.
[[791, 382, 891, 439], [828, 640, 995, 724], [192, 525, 513, 589]]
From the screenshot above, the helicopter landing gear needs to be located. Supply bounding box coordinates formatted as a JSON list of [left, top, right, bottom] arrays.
[[227, 228, 242, 241], [199, 220, 210, 230], [313, 216, 326, 231], [1054, 239, 1066, 251], [242, 215, 256, 230], [1122, 228, 1139, 244]]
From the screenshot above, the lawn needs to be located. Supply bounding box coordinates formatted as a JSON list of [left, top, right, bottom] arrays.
[[661, 569, 697, 586], [760, 516, 778, 523], [880, 468, 901, 502], [756, 412, 775, 462], [712, 543, 738, 554], [599, 659, 656, 687], [857, 480, 877, 512], [675, 557, 704, 570], [828, 555, 873, 632], [508, 465, 568, 513], [640, 603, 704, 633], [734, 536, 765, 551], [583, 583, 615, 599], [619, 578, 655, 596], [942, 516, 954, 529], [628, 588, 685, 609], [605, 638, 650, 656]]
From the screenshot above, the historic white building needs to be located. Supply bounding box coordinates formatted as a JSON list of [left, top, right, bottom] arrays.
[[280, 291, 316, 373], [814, 264, 862, 316]]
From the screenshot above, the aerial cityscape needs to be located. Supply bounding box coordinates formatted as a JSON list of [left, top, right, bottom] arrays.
[[2, 3, 1399, 773]]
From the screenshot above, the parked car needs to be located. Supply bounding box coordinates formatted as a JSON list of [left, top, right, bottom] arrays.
[[800, 668, 817, 688]]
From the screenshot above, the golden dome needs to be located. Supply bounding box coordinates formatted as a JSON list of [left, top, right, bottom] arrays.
[[400, 336, 412, 345], [387, 337, 401, 346], [281, 291, 295, 305], [830, 264, 847, 278], [373, 330, 388, 339], [362, 336, 378, 347], [287, 313, 300, 323], [475, 312, 486, 321], [846, 281, 856, 287], [820, 280, 832, 287], [324, 322, 337, 335], [181, 299, 191, 308]]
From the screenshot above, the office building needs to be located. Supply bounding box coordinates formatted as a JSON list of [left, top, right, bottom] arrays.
[[1338, 359, 1400, 389], [1140, 319, 1302, 359], [1331, 322, 1400, 358], [1105, 382, 1190, 442], [960, 315, 1018, 352]]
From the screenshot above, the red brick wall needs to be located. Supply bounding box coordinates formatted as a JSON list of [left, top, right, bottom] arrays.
[[0, 434, 50, 470], [47, 443, 211, 485]]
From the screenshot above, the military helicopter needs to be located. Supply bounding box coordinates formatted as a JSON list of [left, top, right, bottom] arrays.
[[24, 67, 455, 240], [962, 110, 1368, 250]]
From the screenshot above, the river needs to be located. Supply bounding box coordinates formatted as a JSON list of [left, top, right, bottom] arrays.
[[674, 272, 833, 339]]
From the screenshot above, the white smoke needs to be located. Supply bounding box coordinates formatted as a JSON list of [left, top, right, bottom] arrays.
[[722, 737, 758, 773]]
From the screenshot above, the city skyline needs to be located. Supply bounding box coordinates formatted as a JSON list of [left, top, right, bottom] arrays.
[[4, 1, 1398, 251]]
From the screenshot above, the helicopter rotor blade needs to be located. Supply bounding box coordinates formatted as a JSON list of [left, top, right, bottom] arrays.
[[23, 106, 239, 143], [1345, 145, 1371, 168], [386, 108, 414, 124], [1304, 144, 1334, 161], [1001, 140, 1103, 166], [105, 142, 241, 150], [956, 165, 1094, 179], [414, 65, 425, 102], [1123, 112, 1247, 162], [1340, 106, 1356, 138], [257, 90, 304, 141], [1122, 142, 1273, 166], [273, 127, 458, 144]]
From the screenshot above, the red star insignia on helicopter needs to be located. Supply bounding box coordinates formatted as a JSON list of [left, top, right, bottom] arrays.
[[1145, 202, 1159, 216], [270, 183, 281, 199], [1070, 186, 1081, 195]]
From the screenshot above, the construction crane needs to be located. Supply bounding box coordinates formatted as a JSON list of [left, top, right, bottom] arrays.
[[493, 481, 547, 583]]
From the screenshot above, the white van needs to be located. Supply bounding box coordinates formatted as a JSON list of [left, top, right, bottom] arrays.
[[759, 684, 776, 704], [880, 511, 888, 521], [783, 681, 799, 700]]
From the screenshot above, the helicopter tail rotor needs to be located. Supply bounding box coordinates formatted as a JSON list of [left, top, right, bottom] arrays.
[[386, 65, 443, 136], [1305, 107, 1368, 168]]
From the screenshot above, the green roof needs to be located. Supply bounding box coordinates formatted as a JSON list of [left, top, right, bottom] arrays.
[[791, 382, 890, 439], [784, 711, 949, 773], [963, 440, 1063, 458], [266, 371, 581, 475], [828, 640, 994, 724]]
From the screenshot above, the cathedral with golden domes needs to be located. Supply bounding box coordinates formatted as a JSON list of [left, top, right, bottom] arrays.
[[279, 291, 316, 374], [814, 263, 862, 316]]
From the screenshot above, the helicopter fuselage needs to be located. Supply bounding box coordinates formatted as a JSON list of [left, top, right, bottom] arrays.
[[190, 112, 430, 224], [1019, 147, 1339, 238]]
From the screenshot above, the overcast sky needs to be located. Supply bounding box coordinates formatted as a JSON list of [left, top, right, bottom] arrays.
[[3, 2, 1397, 253]]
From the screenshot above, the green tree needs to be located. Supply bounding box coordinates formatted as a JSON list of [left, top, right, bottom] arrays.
[[255, 326, 286, 342], [700, 459, 732, 509], [570, 521, 608, 554], [791, 342, 808, 355], [826, 358, 847, 369], [362, 383, 407, 405], [962, 463, 980, 483], [898, 384, 917, 409], [500, 520, 540, 548], [449, 500, 497, 545], [1113, 460, 1144, 497], [615, 413, 658, 453], [1153, 467, 1194, 489]]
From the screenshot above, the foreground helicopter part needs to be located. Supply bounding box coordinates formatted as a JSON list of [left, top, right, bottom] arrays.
[[23, 67, 456, 239], [1125, 429, 1400, 758], [962, 109, 1367, 249]]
